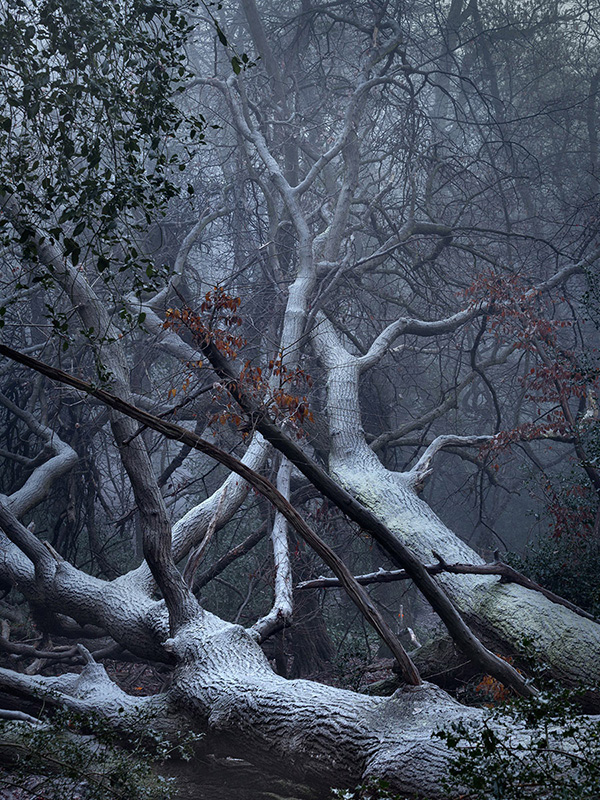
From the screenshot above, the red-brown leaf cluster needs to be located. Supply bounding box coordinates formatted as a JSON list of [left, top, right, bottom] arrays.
[[163, 289, 314, 438]]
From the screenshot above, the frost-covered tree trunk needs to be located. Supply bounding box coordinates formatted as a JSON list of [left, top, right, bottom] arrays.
[[311, 315, 600, 687], [0, 492, 483, 799], [0, 508, 489, 799], [3, 1, 600, 798]]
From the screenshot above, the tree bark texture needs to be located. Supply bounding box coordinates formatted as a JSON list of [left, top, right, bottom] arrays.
[[316, 322, 600, 687]]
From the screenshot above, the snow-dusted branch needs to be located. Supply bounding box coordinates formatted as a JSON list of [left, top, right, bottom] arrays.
[[369, 345, 517, 451], [0, 391, 78, 517], [296, 560, 598, 623], [216, 75, 310, 241], [147, 206, 229, 312], [0, 709, 42, 724], [178, 432, 266, 539], [0, 500, 55, 583], [357, 306, 479, 373], [346, 221, 452, 276], [251, 458, 293, 641], [292, 76, 391, 199], [0, 503, 168, 660], [136, 302, 204, 363], [345, 247, 597, 376], [182, 485, 228, 587], [406, 434, 493, 490], [193, 520, 269, 592], [318, 128, 360, 265], [0, 647, 166, 723], [531, 248, 600, 294]]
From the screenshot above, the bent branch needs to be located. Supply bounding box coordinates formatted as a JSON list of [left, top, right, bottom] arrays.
[[297, 559, 598, 623], [0, 345, 420, 685]]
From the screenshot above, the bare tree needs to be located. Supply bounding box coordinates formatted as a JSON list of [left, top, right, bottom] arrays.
[[1, 0, 600, 796]]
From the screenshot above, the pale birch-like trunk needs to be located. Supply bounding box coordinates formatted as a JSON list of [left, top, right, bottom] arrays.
[[0, 578, 482, 800], [2, 7, 600, 796], [312, 316, 600, 686], [0, 502, 484, 799]]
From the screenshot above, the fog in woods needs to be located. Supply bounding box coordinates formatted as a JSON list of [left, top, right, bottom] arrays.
[[0, 1, 599, 798]]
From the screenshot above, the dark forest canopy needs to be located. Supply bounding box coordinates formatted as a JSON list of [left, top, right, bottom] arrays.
[[0, 0, 600, 797]]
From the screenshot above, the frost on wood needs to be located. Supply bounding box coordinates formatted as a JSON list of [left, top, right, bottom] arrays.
[[1, 0, 600, 797]]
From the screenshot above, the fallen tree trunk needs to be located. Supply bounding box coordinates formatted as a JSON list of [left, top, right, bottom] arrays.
[[1, 604, 594, 800], [310, 316, 600, 689], [0, 517, 478, 799], [0, 607, 482, 798], [164, 612, 479, 797]]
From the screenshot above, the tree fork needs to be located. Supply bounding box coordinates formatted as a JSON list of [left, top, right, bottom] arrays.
[[182, 335, 537, 697], [0, 344, 421, 686]]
